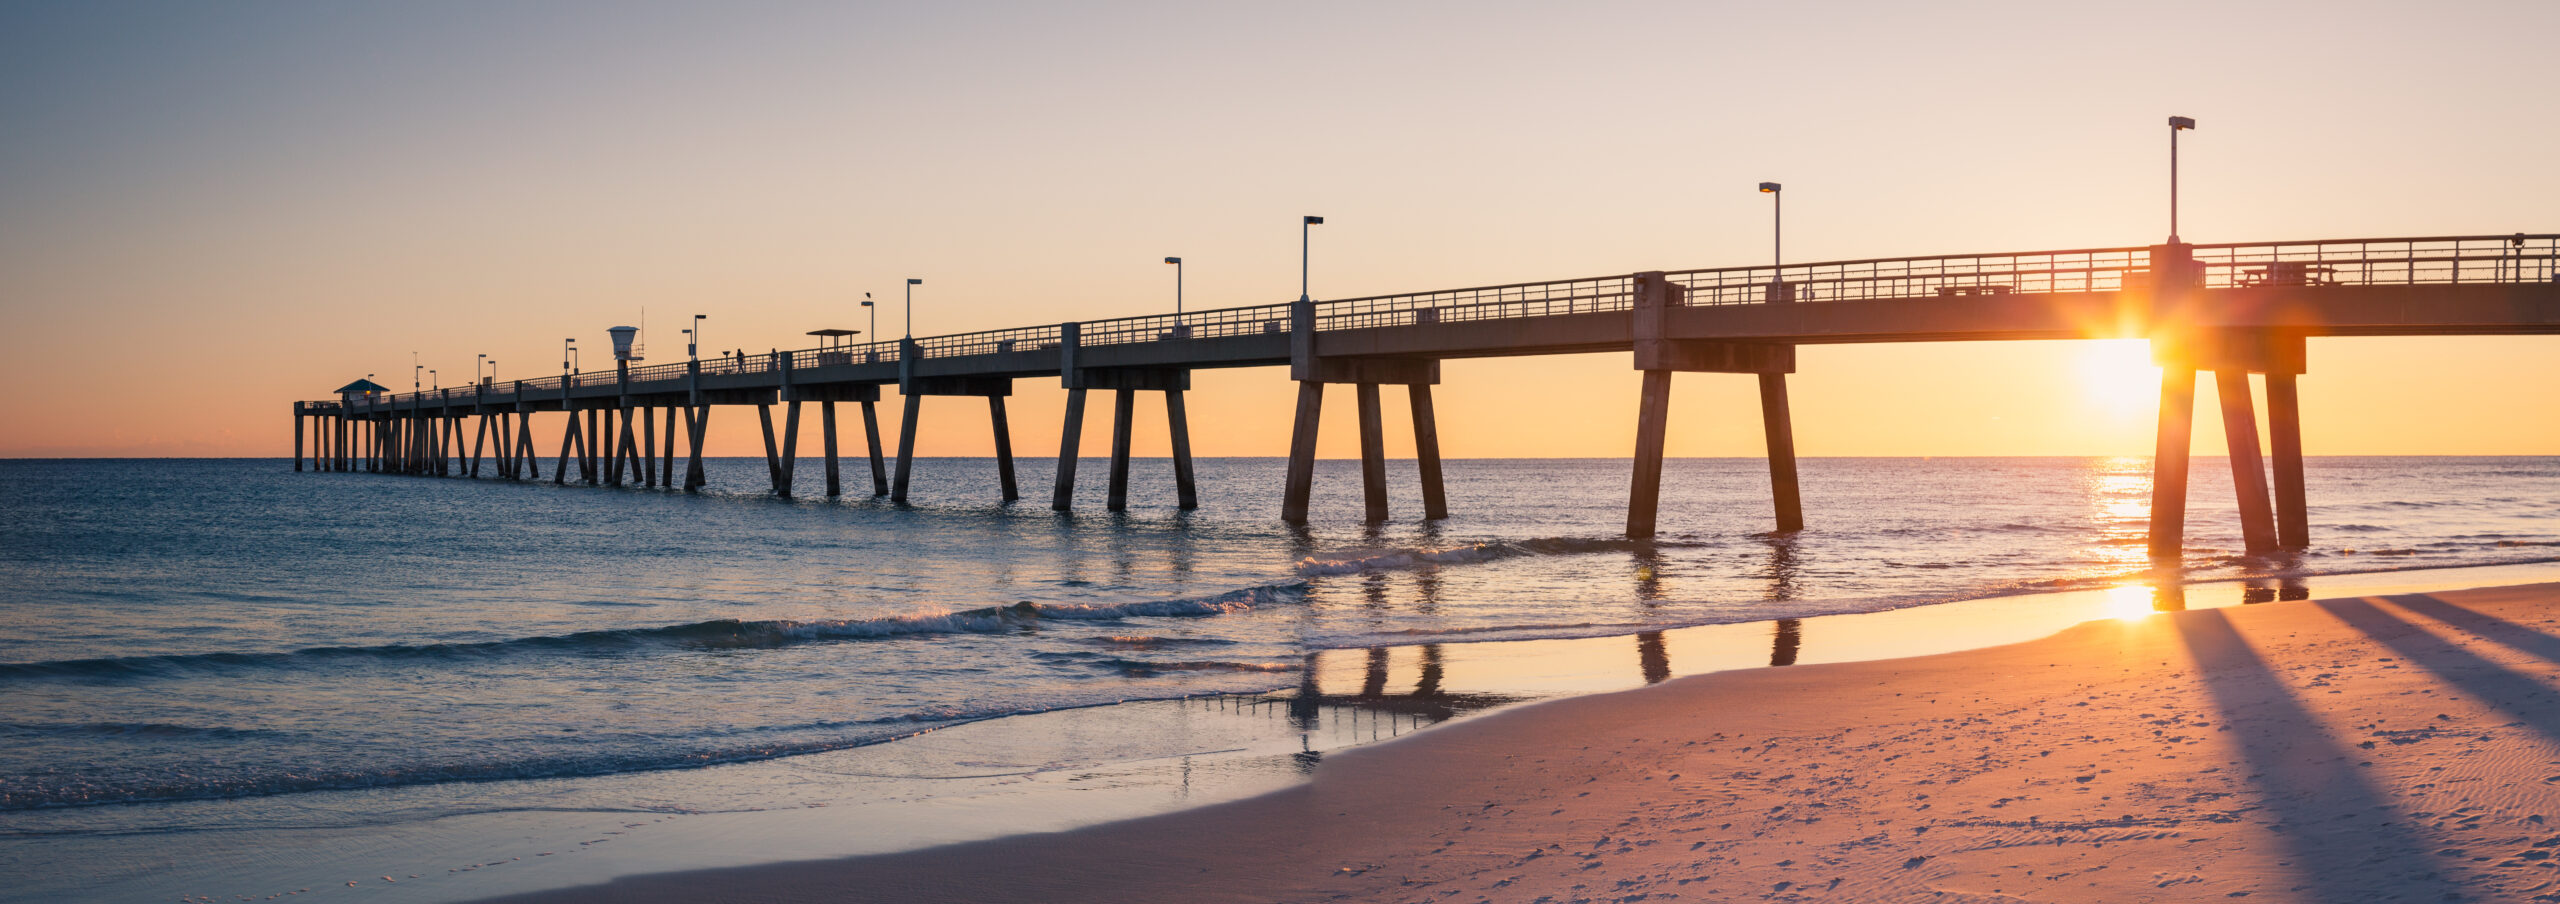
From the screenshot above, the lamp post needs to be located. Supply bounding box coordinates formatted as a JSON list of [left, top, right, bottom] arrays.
[[564, 338, 577, 376], [688, 314, 706, 360], [904, 279, 922, 338], [488, 360, 497, 384], [1300, 216, 1323, 303], [476, 354, 486, 384], [1759, 183, 1786, 302], [429, 369, 438, 391], [2168, 115, 2196, 243], [412, 353, 421, 392], [1164, 257, 1183, 315], [861, 294, 875, 343], [1758, 182, 1782, 272]]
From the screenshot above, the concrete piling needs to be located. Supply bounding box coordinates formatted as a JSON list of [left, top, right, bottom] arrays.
[[1355, 382, 1387, 522], [2215, 369, 2279, 554], [1053, 388, 1087, 511], [2266, 373, 2309, 548], [1107, 389, 1134, 511], [1408, 384, 1445, 520], [2147, 367, 2197, 560]]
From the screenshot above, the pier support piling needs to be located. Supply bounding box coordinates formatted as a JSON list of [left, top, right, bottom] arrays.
[[892, 392, 921, 504], [684, 405, 710, 491], [1053, 388, 1087, 511], [555, 412, 575, 486], [989, 396, 1017, 503], [1107, 389, 1134, 511], [1355, 382, 1388, 522], [781, 400, 803, 497], [1627, 370, 1673, 539], [1408, 384, 1446, 520], [1758, 373, 1805, 533], [2266, 373, 2309, 549], [1167, 389, 1198, 510], [822, 401, 841, 497], [758, 404, 785, 496], [2215, 370, 2279, 554], [1280, 381, 1324, 523], [861, 400, 887, 497], [2147, 368, 2196, 559]]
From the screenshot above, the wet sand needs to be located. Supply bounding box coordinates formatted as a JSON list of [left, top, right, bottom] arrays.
[[485, 582, 2560, 903]]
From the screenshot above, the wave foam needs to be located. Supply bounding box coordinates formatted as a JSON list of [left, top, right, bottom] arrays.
[[0, 583, 1308, 684]]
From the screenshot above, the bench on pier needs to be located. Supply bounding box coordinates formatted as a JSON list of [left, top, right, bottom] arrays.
[[2237, 262, 2335, 287]]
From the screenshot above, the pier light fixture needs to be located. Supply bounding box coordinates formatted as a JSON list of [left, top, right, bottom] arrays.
[[1164, 257, 1183, 316], [564, 338, 577, 376], [476, 354, 486, 384], [2168, 115, 2196, 244], [904, 279, 922, 339], [1301, 216, 1323, 303], [412, 353, 421, 391], [1758, 182, 1783, 274], [689, 314, 706, 360], [861, 293, 875, 344], [429, 369, 438, 390]]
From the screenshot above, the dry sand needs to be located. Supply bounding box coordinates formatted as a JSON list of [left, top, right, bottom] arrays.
[[491, 584, 2560, 903]]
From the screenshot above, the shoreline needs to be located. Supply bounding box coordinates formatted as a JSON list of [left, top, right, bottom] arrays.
[[18, 559, 2560, 903], [489, 577, 2560, 903]]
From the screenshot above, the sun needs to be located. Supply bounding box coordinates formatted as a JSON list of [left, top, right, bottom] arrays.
[[2074, 339, 2161, 416]]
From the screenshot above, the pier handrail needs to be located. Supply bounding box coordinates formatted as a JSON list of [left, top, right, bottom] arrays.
[[311, 233, 2558, 409]]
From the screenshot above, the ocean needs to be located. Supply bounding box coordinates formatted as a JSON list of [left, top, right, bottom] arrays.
[[2, 455, 2555, 900]]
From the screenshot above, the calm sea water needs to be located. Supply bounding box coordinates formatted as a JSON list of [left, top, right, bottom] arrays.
[[1, 456, 2554, 821]]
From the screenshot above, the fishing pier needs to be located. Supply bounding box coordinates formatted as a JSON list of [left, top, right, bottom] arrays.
[[294, 234, 2560, 556]]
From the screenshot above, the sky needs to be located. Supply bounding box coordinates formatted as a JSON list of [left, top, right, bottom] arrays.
[[3, 0, 2556, 459]]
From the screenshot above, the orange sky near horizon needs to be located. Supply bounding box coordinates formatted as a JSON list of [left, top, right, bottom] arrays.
[[4, 1, 2556, 460]]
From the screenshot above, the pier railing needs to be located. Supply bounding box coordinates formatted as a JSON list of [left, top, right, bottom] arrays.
[[323, 233, 2556, 410]]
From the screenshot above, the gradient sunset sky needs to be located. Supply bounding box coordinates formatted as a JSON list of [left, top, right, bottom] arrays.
[[4, 0, 2555, 459]]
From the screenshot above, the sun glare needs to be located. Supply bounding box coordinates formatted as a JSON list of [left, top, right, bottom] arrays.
[[2075, 339, 2161, 416]]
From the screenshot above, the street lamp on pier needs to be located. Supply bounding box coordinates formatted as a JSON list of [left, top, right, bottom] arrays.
[[904, 279, 922, 338], [1759, 183, 1787, 302], [861, 293, 875, 344], [688, 314, 706, 360], [1165, 257, 1183, 316], [1300, 216, 1323, 304], [2168, 115, 2196, 243]]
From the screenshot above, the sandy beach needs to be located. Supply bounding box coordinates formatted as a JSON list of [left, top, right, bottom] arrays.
[[486, 582, 2560, 904]]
